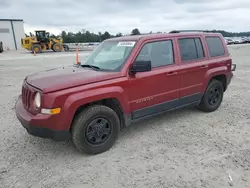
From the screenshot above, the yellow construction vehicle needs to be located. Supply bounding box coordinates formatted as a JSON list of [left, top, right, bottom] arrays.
[[21, 30, 69, 53]]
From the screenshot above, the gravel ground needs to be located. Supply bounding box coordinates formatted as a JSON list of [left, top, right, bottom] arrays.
[[0, 45, 250, 188]]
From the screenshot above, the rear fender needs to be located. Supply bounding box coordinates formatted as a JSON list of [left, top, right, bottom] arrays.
[[202, 66, 227, 92], [62, 86, 130, 130]]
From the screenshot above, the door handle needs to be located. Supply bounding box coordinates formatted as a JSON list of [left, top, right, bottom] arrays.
[[201, 65, 208, 69], [166, 71, 178, 76]]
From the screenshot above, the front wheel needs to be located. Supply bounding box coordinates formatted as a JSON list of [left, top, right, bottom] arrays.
[[31, 44, 42, 53], [71, 105, 120, 155], [198, 79, 224, 112]]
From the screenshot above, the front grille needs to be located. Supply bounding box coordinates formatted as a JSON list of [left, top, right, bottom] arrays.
[[21, 82, 35, 111]]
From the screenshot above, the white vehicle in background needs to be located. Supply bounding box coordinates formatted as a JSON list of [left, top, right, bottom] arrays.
[[241, 37, 250, 43], [225, 38, 235, 45], [233, 38, 243, 44]]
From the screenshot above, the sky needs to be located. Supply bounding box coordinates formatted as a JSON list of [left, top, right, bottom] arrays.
[[1, 0, 250, 35]]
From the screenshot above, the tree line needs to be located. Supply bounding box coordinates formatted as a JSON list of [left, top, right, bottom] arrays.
[[26, 28, 250, 43], [60, 28, 141, 43]]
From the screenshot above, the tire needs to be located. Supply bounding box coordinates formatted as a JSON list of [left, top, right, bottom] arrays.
[[52, 43, 63, 52], [198, 79, 224, 112], [71, 105, 120, 155], [31, 44, 42, 53], [0, 42, 3, 53], [63, 45, 69, 52]]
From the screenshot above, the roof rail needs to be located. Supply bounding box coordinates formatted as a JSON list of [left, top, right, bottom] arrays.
[[169, 30, 206, 33]]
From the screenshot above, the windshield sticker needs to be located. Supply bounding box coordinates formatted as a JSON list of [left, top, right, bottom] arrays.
[[117, 41, 135, 47]]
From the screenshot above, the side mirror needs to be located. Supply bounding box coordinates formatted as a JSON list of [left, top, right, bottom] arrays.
[[130, 60, 152, 74]]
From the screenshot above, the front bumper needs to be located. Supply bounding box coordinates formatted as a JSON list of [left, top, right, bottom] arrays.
[[15, 96, 70, 141]]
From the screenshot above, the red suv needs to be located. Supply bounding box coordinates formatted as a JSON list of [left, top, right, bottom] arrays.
[[15, 32, 236, 154]]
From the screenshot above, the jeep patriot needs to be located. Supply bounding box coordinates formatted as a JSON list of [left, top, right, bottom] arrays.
[[15, 32, 236, 154]]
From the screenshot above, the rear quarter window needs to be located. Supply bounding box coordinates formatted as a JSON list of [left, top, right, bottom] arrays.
[[205, 36, 225, 57]]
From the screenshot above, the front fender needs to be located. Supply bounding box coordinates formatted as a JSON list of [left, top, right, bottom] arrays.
[[62, 86, 130, 130], [202, 66, 227, 92]]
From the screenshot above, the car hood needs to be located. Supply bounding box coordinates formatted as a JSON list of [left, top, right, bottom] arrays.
[[26, 65, 122, 93]]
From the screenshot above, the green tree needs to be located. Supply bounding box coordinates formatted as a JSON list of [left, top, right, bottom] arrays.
[[101, 31, 111, 40], [116, 32, 122, 37], [131, 28, 141, 35], [61, 31, 66, 38], [98, 32, 102, 42]]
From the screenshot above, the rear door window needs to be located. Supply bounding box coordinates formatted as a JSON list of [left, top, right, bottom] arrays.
[[205, 36, 225, 57], [178, 37, 204, 62]]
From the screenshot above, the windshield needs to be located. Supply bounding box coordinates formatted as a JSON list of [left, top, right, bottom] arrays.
[[81, 40, 136, 71]]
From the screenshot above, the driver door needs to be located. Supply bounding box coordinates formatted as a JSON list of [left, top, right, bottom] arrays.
[[128, 39, 180, 119]]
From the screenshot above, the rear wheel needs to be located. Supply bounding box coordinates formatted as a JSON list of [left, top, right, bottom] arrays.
[[31, 44, 42, 53], [71, 105, 120, 155], [198, 79, 224, 112], [52, 43, 63, 52]]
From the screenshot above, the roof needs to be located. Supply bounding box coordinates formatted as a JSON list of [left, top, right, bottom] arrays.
[[0, 19, 23, 22], [107, 32, 222, 41]]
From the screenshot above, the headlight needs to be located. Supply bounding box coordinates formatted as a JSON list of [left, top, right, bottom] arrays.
[[34, 92, 41, 108]]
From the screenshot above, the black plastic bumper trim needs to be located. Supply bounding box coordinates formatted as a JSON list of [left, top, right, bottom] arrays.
[[16, 113, 70, 141]]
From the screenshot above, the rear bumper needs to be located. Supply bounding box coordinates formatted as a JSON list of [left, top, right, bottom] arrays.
[[225, 67, 235, 91], [15, 96, 70, 141]]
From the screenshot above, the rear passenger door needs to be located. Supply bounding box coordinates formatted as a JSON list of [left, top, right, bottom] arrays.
[[177, 36, 208, 99]]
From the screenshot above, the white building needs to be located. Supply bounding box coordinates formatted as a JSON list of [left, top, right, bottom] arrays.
[[0, 19, 25, 50]]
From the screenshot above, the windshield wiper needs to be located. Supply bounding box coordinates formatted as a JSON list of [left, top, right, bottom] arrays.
[[81, 64, 100, 71]]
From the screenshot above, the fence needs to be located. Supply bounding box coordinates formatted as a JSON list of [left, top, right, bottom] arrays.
[[66, 42, 100, 51]]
